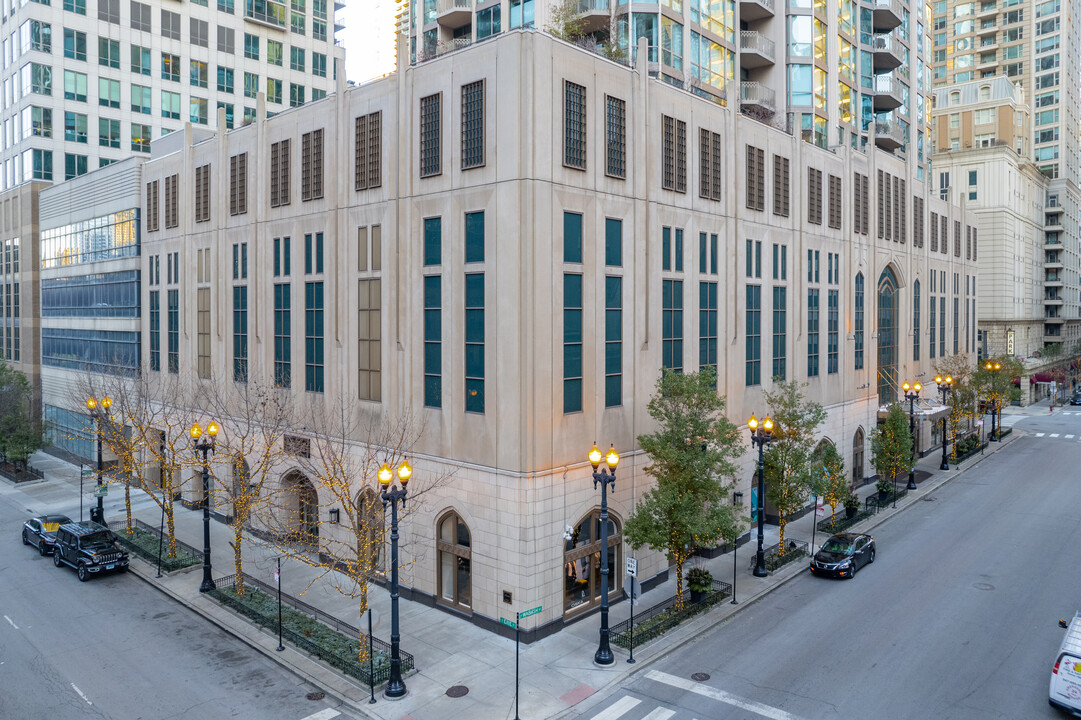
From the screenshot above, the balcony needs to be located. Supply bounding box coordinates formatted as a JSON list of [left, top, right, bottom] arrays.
[[872, 74, 903, 112], [740, 81, 776, 114], [572, 0, 611, 34], [872, 0, 903, 31], [245, 0, 287, 29], [740, 0, 775, 22], [1045, 296, 1064, 306], [874, 119, 905, 150], [1046, 213, 1063, 231], [871, 33, 903, 72], [739, 31, 775, 68], [976, 1, 997, 17], [1045, 257, 1064, 271], [436, 0, 472, 28], [1045, 272, 1064, 286]]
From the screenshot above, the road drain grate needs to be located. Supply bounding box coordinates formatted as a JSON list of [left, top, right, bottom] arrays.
[[691, 673, 711, 682], [306, 691, 325, 701]]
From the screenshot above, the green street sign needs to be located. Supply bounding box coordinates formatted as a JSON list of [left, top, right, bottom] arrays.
[[519, 605, 542, 619], [499, 617, 517, 629], [94, 486, 107, 498], [81, 467, 94, 478]]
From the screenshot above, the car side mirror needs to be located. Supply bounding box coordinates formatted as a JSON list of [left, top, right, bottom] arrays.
[[1060, 619, 1069, 629]]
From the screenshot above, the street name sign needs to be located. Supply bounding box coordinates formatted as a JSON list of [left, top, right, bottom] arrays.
[[499, 617, 517, 629], [520, 605, 542, 619]]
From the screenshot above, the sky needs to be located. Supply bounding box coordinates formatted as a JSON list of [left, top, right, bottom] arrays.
[[340, 0, 399, 84]]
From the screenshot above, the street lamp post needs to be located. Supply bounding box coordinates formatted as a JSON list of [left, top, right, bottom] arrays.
[[747, 415, 775, 578], [985, 361, 1002, 441], [190, 421, 219, 593], [378, 459, 411, 699], [587, 444, 619, 666], [902, 382, 921, 491], [85, 396, 112, 525], [934, 375, 953, 471]]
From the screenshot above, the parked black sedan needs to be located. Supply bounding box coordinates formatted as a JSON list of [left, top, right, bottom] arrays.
[[22, 515, 73, 556], [1070, 392, 1081, 406], [809, 532, 875, 579]]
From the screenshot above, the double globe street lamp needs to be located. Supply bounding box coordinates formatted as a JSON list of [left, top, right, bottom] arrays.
[[86, 395, 112, 525], [747, 415, 774, 578], [587, 444, 619, 667], [190, 420, 219, 593], [934, 375, 953, 471], [985, 361, 1002, 441], [902, 382, 921, 492], [378, 458, 412, 699]]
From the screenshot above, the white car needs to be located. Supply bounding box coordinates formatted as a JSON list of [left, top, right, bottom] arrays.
[[1051, 613, 1081, 716]]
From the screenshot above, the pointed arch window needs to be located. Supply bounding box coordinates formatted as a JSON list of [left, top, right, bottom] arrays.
[[877, 267, 898, 405]]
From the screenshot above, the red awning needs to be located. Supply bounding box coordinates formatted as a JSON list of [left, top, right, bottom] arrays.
[[1031, 372, 1054, 383]]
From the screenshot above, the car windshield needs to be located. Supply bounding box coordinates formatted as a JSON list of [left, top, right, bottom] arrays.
[[81, 532, 116, 549], [821, 538, 853, 554]]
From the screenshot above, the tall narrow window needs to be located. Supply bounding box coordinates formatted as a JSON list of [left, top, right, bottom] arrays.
[[929, 286, 937, 360], [461, 80, 485, 170], [807, 168, 823, 225], [355, 111, 382, 190], [913, 280, 920, 361], [563, 273, 582, 413], [605, 218, 621, 267], [305, 281, 324, 392], [662, 280, 683, 371], [700, 129, 722, 201], [424, 217, 442, 266], [746, 285, 761, 385], [197, 288, 211, 378], [274, 284, 291, 387], [854, 273, 864, 370], [605, 95, 626, 179], [301, 129, 324, 201], [424, 275, 442, 407], [807, 289, 820, 376], [827, 174, 841, 228], [164, 174, 178, 228], [465, 212, 484, 264], [563, 212, 582, 264], [700, 281, 718, 379], [146, 180, 159, 231], [233, 286, 248, 382], [661, 115, 686, 192], [149, 290, 160, 371], [230, 153, 248, 215], [953, 296, 959, 354], [420, 93, 442, 177], [563, 81, 586, 169], [745, 145, 765, 210], [604, 284, 623, 406], [773, 155, 790, 216], [270, 139, 290, 207], [358, 276, 381, 402], [772, 286, 786, 380], [194, 164, 210, 222], [167, 289, 179, 373], [877, 268, 898, 405], [464, 273, 484, 413], [939, 295, 946, 356], [827, 289, 838, 374]]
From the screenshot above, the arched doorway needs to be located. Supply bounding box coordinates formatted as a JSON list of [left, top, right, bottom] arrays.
[[852, 428, 865, 485], [355, 488, 384, 576], [283, 471, 319, 543], [436, 510, 471, 613], [563, 510, 621, 617], [877, 267, 899, 406]]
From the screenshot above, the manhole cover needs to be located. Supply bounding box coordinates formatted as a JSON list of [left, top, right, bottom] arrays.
[[446, 685, 469, 698], [691, 673, 711, 682], [306, 691, 326, 701], [973, 582, 995, 591]]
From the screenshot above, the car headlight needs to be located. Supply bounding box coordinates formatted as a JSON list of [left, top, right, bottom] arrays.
[[839, 559, 852, 568]]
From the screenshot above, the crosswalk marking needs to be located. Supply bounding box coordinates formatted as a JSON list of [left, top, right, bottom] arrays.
[[1036, 433, 1046, 437], [299, 710, 339, 720], [590, 696, 641, 720], [644, 670, 803, 720], [641, 709, 677, 720], [1051, 433, 1061, 438], [1068, 435, 1076, 439]]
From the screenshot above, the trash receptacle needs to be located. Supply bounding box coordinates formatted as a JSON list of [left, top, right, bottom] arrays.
[[89, 506, 104, 525]]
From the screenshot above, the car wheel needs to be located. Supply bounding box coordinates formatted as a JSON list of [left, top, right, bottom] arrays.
[[849, 561, 858, 577], [53, 552, 63, 568], [77, 564, 89, 582], [39, 542, 49, 557], [868, 547, 876, 564], [22, 530, 29, 545]]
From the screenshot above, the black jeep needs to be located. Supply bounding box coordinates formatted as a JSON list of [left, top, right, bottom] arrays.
[[52, 522, 129, 581]]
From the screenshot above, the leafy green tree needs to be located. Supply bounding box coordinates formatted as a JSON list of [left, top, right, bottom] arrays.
[[0, 360, 43, 467], [814, 442, 848, 529], [762, 380, 826, 555], [624, 367, 743, 609], [871, 404, 912, 496], [971, 355, 1023, 430]]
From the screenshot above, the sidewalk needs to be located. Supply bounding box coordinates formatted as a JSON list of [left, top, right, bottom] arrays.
[[21, 427, 1023, 720]]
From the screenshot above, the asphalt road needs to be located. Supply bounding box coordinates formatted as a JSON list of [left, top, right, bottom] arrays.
[[577, 412, 1081, 720], [0, 481, 356, 720]]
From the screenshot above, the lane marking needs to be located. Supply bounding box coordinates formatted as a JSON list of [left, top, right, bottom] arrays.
[[642, 709, 676, 720], [644, 670, 803, 720], [299, 711, 340, 720], [71, 683, 92, 705], [4, 615, 18, 629], [590, 696, 641, 720]]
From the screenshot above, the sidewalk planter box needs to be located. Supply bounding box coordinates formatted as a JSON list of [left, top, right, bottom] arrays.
[[818, 510, 873, 535], [610, 579, 732, 650], [106, 519, 201, 573], [953, 440, 988, 464]]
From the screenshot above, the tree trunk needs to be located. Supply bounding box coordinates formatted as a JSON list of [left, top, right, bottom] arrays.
[[356, 579, 370, 663], [165, 498, 177, 559], [778, 517, 788, 556], [124, 483, 133, 534], [234, 524, 245, 596], [673, 553, 686, 611]]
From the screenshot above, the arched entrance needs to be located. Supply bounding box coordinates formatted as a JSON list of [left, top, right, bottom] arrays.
[[877, 267, 899, 406], [436, 510, 471, 613], [282, 471, 319, 543], [563, 510, 621, 617], [852, 428, 865, 485]]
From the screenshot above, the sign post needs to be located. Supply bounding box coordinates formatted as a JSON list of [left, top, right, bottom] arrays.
[[626, 557, 637, 663], [502, 605, 541, 720], [275, 558, 284, 651]]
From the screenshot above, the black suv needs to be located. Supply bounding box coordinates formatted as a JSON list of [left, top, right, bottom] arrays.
[[52, 522, 129, 581]]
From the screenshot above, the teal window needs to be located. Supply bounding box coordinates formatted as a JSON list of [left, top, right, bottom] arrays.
[[290, 47, 305, 71], [64, 29, 86, 60], [827, 289, 838, 374], [312, 88, 326, 101], [465, 212, 484, 263], [606, 218, 622, 267], [244, 33, 259, 59], [27, 64, 52, 95], [131, 46, 151, 76], [663, 227, 671, 271], [31, 149, 52, 180], [304, 232, 324, 274], [563, 273, 582, 413], [190, 97, 208, 124], [64, 153, 87, 180], [233, 286, 247, 382], [304, 282, 324, 392], [772, 286, 786, 380], [217, 102, 234, 129], [274, 283, 291, 387], [64, 0, 85, 13], [289, 83, 304, 107], [424, 217, 441, 266], [64, 112, 87, 143], [161, 90, 180, 119], [190, 60, 208, 88], [98, 37, 119, 68], [478, 4, 500, 38], [167, 289, 179, 373], [267, 78, 282, 104], [807, 288, 819, 377], [27, 106, 52, 137], [162, 53, 180, 82], [913, 280, 920, 361], [509, 0, 533, 28], [746, 284, 760, 385], [27, 20, 51, 52], [877, 268, 898, 405], [244, 72, 258, 98], [149, 290, 160, 371], [219, 0, 234, 11], [700, 281, 717, 380], [563, 212, 582, 263], [274, 236, 291, 276], [606, 276, 622, 406], [268, 39, 283, 65], [464, 273, 484, 413], [64, 70, 87, 101], [854, 272, 864, 368], [132, 122, 151, 153], [662, 279, 683, 371], [98, 117, 120, 147], [312, 52, 326, 77], [98, 77, 120, 107], [424, 275, 442, 408], [217, 67, 234, 93], [312, 18, 326, 40]]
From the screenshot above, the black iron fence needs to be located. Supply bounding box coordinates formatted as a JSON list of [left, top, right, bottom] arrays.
[[747, 539, 809, 573], [863, 486, 908, 514], [611, 579, 732, 649], [209, 574, 413, 688], [106, 518, 202, 572], [816, 508, 873, 535]]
